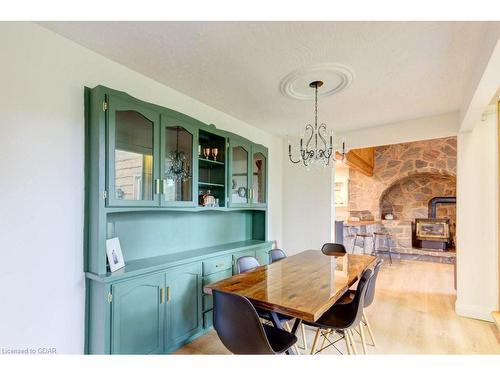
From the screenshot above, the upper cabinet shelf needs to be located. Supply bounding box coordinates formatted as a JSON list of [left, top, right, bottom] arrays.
[[198, 158, 225, 166], [87, 85, 267, 212]]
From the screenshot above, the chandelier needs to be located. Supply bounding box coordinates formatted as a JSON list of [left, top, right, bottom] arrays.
[[288, 80, 346, 166], [166, 127, 191, 182]]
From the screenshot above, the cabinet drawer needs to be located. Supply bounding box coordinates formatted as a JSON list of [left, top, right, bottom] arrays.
[[203, 294, 213, 311], [202, 268, 232, 287], [202, 255, 233, 276], [203, 310, 213, 329]]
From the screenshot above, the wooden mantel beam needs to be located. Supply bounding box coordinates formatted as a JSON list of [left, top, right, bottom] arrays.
[[336, 147, 375, 177]]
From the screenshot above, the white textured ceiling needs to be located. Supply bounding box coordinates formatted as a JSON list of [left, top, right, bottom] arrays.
[[41, 21, 491, 135]]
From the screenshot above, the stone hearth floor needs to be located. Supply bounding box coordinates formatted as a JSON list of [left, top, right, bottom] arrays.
[[352, 246, 456, 264], [385, 247, 455, 264]]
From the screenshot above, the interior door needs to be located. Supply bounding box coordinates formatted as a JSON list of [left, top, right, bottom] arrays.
[[111, 273, 165, 354], [106, 94, 160, 207]]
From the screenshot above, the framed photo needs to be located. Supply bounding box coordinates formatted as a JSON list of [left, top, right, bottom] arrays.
[[106, 237, 125, 272], [334, 179, 349, 207]]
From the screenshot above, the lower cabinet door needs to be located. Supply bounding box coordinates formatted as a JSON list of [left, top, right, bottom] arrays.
[[111, 273, 166, 354], [167, 262, 203, 351]]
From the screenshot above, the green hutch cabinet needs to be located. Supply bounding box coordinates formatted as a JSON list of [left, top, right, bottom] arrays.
[[84, 85, 272, 354], [228, 138, 268, 208]]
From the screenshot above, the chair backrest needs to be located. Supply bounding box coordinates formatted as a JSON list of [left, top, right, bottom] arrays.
[[237, 256, 260, 274], [321, 243, 347, 255], [269, 248, 287, 263], [364, 259, 383, 307], [213, 289, 275, 354], [346, 268, 373, 328]]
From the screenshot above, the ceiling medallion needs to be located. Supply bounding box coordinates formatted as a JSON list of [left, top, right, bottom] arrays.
[[280, 63, 354, 100]]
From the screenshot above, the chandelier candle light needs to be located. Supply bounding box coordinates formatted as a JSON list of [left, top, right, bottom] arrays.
[[166, 126, 191, 182], [288, 80, 346, 167]]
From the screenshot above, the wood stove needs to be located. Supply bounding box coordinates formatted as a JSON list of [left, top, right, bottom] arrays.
[[414, 218, 450, 250]]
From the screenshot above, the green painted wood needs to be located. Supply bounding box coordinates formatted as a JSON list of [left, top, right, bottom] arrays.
[[86, 240, 273, 284], [108, 210, 258, 262], [106, 93, 161, 208], [85, 85, 270, 354], [202, 268, 233, 286], [255, 248, 270, 266], [111, 272, 165, 354], [86, 279, 110, 354], [203, 310, 213, 330], [202, 254, 233, 276], [228, 138, 252, 208], [202, 294, 213, 311], [166, 262, 203, 351], [160, 115, 198, 207], [251, 144, 268, 208], [86, 87, 109, 275]]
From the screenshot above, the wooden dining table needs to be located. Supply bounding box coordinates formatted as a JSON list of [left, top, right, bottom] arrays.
[[204, 249, 376, 354]]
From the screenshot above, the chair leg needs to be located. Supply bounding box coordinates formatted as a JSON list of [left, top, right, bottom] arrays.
[[363, 311, 376, 346], [359, 323, 367, 354], [320, 329, 332, 350], [343, 330, 352, 355], [347, 329, 358, 354], [283, 321, 300, 354], [301, 323, 308, 351], [310, 328, 321, 355]]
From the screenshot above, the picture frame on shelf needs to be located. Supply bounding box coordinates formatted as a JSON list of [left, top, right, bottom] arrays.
[[106, 237, 125, 272]]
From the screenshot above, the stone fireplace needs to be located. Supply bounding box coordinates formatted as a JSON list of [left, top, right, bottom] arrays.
[[347, 136, 457, 252]]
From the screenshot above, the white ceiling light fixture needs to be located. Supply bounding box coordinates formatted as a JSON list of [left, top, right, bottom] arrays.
[[285, 65, 353, 167]]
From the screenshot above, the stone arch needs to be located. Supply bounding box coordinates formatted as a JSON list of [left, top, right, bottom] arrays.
[[379, 171, 456, 221]]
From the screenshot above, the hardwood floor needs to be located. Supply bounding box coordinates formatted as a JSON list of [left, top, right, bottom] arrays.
[[175, 259, 500, 354]]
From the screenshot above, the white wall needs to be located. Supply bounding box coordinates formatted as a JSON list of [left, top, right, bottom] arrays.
[[0, 22, 283, 353], [456, 108, 498, 321], [282, 138, 334, 255], [338, 111, 459, 149]]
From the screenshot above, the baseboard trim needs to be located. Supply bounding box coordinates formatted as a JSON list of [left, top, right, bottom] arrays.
[[455, 301, 495, 322]]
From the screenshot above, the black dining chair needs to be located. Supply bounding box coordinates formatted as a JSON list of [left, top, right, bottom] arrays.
[[304, 268, 373, 355], [335, 259, 383, 353], [235, 255, 302, 353], [269, 248, 287, 263], [321, 243, 347, 255], [213, 289, 298, 354]]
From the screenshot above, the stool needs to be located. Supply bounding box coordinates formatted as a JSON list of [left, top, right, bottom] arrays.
[[352, 233, 373, 255], [372, 232, 395, 264]]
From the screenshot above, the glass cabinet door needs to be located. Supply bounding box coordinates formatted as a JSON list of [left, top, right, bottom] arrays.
[[161, 119, 196, 207], [252, 149, 267, 206], [107, 95, 160, 207], [229, 141, 251, 207]]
